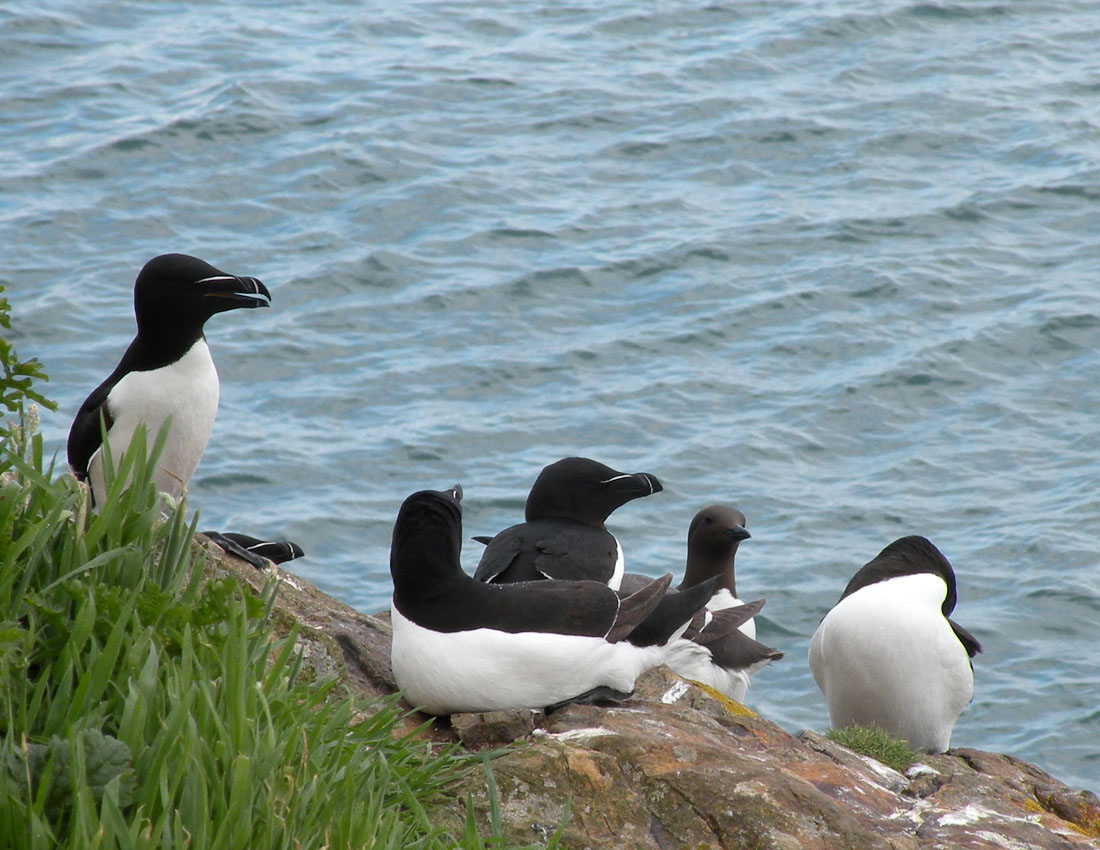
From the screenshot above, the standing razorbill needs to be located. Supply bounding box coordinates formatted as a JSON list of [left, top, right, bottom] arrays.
[[390, 486, 715, 716], [618, 504, 783, 703], [473, 457, 663, 589], [67, 254, 270, 505], [808, 536, 982, 754]]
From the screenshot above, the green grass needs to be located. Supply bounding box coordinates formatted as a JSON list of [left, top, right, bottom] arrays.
[[0, 312, 560, 849], [825, 725, 919, 773]]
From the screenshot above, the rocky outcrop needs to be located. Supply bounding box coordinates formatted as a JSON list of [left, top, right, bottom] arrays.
[[445, 672, 1100, 849], [203, 537, 1100, 849]]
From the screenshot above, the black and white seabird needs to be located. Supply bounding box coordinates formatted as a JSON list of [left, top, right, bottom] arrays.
[[677, 504, 757, 636], [808, 535, 982, 754], [472, 457, 663, 589], [389, 486, 715, 716], [201, 531, 305, 569], [618, 504, 783, 703], [67, 254, 270, 505]]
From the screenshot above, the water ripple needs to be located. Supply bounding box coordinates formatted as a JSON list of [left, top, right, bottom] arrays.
[[5, 0, 1100, 793]]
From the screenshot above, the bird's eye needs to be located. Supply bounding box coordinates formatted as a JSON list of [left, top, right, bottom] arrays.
[[704, 515, 713, 525]]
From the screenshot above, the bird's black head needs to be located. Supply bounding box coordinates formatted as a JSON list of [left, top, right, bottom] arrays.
[[524, 457, 663, 526], [682, 504, 750, 592], [132, 254, 270, 349], [687, 504, 750, 553], [840, 535, 960, 615], [390, 485, 465, 597]]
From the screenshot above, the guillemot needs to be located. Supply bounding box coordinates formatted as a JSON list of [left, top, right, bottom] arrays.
[[677, 504, 757, 636], [618, 504, 782, 703]]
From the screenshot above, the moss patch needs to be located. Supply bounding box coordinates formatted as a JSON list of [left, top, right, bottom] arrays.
[[825, 725, 917, 773]]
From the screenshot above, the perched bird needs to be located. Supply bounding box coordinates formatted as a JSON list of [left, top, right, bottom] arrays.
[[618, 504, 783, 703], [473, 457, 663, 589], [67, 254, 270, 505], [677, 504, 756, 637], [389, 486, 715, 716], [808, 536, 982, 754], [201, 531, 305, 569]]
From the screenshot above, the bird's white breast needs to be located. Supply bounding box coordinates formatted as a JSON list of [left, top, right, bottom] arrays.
[[707, 588, 756, 640], [390, 605, 667, 715], [808, 572, 973, 753], [671, 648, 752, 703], [608, 539, 625, 590], [91, 340, 220, 501]]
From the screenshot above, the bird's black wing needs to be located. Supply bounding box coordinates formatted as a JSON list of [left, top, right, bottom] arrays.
[[474, 519, 618, 584], [684, 599, 765, 644], [705, 630, 785, 671], [472, 525, 532, 582], [948, 617, 982, 658], [409, 577, 623, 637], [67, 376, 119, 482], [625, 575, 719, 647], [530, 522, 619, 583], [606, 574, 672, 642], [202, 531, 305, 567]]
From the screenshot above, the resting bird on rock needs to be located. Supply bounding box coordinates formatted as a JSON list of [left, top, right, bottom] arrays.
[[389, 485, 716, 716], [201, 531, 305, 569], [618, 504, 783, 703], [808, 535, 982, 754]]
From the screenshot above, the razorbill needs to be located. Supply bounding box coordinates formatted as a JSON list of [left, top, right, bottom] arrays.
[[67, 254, 270, 505], [808, 535, 982, 754], [389, 486, 714, 716], [201, 531, 305, 569], [618, 504, 783, 703], [473, 457, 663, 589]]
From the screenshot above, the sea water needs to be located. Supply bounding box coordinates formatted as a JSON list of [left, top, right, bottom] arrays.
[[4, 0, 1099, 791]]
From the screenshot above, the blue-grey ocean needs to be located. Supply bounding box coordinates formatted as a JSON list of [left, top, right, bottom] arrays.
[[4, 0, 1099, 793]]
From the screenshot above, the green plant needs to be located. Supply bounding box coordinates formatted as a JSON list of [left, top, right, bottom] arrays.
[[825, 725, 919, 773], [0, 284, 55, 417], [460, 756, 569, 850], [0, 311, 554, 849]]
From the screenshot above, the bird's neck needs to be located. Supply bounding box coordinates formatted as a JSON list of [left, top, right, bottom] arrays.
[[681, 553, 736, 595], [126, 325, 207, 372]]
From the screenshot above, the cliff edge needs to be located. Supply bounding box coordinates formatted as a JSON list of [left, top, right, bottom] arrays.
[[204, 537, 1100, 849]]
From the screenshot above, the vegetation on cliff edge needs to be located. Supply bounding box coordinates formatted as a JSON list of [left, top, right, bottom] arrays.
[[826, 724, 918, 773], [0, 292, 557, 850]]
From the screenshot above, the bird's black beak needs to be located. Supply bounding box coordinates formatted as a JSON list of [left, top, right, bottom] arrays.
[[198, 274, 271, 310], [437, 484, 463, 516], [726, 525, 751, 542], [630, 472, 664, 497], [601, 471, 664, 498]]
